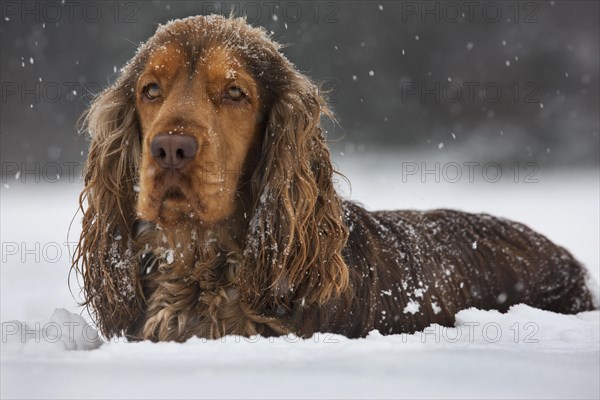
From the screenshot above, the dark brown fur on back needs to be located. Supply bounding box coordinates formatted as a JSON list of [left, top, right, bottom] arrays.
[[73, 15, 595, 342], [300, 202, 594, 338]]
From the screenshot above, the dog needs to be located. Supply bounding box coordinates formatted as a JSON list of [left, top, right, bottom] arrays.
[[73, 15, 595, 342]]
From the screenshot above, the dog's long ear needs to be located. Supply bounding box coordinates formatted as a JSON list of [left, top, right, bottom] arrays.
[[72, 79, 144, 338], [239, 70, 350, 313]]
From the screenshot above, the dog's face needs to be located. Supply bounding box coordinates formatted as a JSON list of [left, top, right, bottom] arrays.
[[135, 43, 264, 226]]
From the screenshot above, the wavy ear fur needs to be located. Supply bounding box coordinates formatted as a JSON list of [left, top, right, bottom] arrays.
[[239, 71, 350, 313], [73, 79, 144, 338]]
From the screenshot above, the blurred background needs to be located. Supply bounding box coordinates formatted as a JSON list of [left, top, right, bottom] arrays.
[[1, 0, 598, 169]]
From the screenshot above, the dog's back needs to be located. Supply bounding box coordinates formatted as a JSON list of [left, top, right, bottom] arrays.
[[315, 202, 596, 337]]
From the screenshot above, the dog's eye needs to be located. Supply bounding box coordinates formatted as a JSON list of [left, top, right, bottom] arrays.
[[143, 83, 161, 100], [224, 86, 246, 102]]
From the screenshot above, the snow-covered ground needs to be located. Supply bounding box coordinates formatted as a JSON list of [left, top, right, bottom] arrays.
[[1, 152, 599, 399]]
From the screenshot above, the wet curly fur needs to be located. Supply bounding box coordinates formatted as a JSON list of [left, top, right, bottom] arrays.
[[73, 15, 595, 342]]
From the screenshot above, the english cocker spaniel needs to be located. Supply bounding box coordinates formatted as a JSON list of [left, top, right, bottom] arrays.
[[74, 15, 595, 342]]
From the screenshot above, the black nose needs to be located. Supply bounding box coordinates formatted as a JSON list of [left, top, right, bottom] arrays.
[[150, 134, 197, 170]]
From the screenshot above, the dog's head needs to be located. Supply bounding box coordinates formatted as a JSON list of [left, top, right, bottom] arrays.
[[132, 18, 275, 225]]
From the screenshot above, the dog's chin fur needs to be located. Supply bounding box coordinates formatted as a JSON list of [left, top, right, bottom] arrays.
[[137, 193, 235, 228], [136, 170, 238, 227]]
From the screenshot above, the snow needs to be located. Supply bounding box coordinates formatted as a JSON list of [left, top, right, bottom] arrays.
[[1, 153, 599, 399], [2, 309, 102, 353], [403, 300, 420, 315], [2, 306, 598, 399]]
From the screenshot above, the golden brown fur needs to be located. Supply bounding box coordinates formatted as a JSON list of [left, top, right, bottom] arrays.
[[73, 15, 595, 342]]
